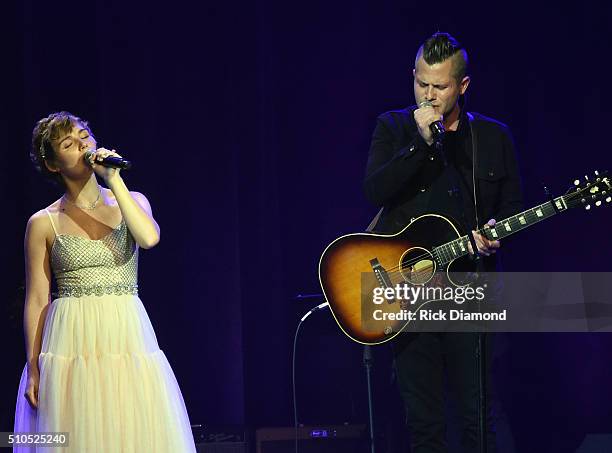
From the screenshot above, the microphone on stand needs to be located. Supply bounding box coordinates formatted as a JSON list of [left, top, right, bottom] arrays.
[[84, 150, 132, 170]]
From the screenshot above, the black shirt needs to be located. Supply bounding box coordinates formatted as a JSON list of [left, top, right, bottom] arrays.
[[424, 115, 479, 231]]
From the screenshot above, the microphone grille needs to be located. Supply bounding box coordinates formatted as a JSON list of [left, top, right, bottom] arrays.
[[83, 150, 95, 164]]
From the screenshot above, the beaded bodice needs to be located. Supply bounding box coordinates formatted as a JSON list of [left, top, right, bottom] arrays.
[[47, 210, 139, 298]]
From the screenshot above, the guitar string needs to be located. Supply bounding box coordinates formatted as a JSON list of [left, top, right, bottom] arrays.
[[385, 217, 527, 273], [384, 216, 532, 274], [378, 197, 577, 273], [383, 233, 476, 273], [383, 221, 517, 273], [359, 186, 601, 283]]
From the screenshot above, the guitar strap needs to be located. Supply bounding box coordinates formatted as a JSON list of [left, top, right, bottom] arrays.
[[443, 111, 481, 266], [467, 111, 480, 228], [365, 207, 383, 232], [366, 111, 480, 233]]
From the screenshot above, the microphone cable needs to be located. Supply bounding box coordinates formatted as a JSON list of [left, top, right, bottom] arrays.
[[292, 298, 329, 453]]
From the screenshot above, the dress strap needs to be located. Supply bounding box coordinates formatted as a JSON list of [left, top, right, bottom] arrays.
[[44, 208, 59, 237]]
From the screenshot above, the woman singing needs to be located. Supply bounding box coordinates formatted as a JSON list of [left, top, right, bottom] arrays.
[[13, 111, 197, 452]]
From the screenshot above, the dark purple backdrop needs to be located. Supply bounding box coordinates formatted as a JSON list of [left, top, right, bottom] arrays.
[[2, 1, 612, 452]]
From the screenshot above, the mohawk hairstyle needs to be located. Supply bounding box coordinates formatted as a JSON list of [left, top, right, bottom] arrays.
[[416, 32, 468, 82]]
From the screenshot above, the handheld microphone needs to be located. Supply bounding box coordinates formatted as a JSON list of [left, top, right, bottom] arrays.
[[84, 150, 132, 170], [418, 100, 445, 146]]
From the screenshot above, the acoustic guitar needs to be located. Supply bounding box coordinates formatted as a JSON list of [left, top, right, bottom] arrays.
[[318, 173, 611, 344]]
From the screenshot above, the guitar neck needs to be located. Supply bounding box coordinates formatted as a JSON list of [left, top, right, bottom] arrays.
[[434, 196, 567, 266]]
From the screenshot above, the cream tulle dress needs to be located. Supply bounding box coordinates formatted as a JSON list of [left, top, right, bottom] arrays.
[[13, 209, 196, 452]]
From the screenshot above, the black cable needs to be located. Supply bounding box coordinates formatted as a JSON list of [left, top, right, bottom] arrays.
[[292, 301, 329, 453]]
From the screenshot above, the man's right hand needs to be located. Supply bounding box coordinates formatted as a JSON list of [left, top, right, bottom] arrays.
[[414, 103, 442, 146]]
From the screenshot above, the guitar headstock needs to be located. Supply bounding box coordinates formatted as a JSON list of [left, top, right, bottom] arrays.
[[566, 171, 611, 210]]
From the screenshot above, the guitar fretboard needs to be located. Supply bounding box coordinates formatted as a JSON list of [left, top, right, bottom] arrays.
[[433, 196, 567, 266]]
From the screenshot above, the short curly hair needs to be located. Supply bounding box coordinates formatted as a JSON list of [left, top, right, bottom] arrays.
[[30, 111, 92, 186]]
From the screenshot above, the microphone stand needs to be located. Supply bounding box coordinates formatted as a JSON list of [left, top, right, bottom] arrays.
[[363, 345, 376, 453], [292, 296, 329, 453], [434, 136, 488, 453], [295, 295, 376, 453]]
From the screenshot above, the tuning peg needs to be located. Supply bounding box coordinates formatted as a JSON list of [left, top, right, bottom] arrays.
[[596, 201, 602, 207], [585, 175, 590, 181], [585, 205, 591, 210], [595, 170, 600, 176], [574, 179, 580, 186], [607, 197, 611, 203]]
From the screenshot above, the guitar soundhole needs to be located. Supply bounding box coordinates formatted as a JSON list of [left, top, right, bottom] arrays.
[[399, 247, 436, 285]]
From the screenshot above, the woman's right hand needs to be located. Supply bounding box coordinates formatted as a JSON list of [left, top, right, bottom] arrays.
[[24, 365, 40, 409]]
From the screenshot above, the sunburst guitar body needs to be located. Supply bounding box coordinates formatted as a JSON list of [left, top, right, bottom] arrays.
[[318, 214, 472, 345]]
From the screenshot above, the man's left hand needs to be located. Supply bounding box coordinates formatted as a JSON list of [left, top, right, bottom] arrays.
[[468, 218, 500, 256]]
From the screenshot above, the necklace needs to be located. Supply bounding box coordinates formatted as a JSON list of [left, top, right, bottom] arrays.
[[62, 188, 102, 210]]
